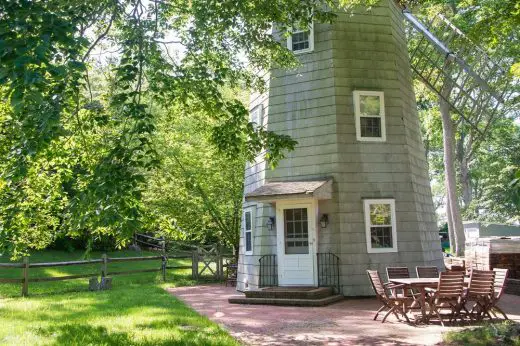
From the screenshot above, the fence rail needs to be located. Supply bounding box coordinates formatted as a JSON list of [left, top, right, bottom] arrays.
[[1, 247, 235, 297]]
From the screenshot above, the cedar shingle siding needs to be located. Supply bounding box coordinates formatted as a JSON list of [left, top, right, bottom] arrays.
[[237, 0, 444, 296]]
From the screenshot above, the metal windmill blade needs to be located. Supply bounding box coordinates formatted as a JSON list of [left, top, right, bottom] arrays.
[[402, 7, 514, 135]]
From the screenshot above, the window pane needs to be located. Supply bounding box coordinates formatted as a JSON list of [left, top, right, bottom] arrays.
[[284, 208, 309, 254], [370, 204, 391, 225], [245, 211, 252, 230], [360, 117, 381, 138], [293, 208, 301, 221], [245, 232, 252, 252], [370, 226, 392, 248], [292, 31, 310, 51], [251, 106, 261, 125], [360, 95, 381, 116]]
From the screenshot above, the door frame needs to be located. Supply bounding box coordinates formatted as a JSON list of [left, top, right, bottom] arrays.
[[276, 199, 318, 286]]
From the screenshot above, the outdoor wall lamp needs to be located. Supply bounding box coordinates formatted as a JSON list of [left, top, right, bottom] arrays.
[[320, 214, 329, 228], [266, 217, 276, 231]]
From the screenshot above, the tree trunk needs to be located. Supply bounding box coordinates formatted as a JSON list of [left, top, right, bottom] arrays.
[[440, 91, 465, 256], [446, 198, 456, 254], [460, 155, 472, 209], [456, 128, 473, 209]]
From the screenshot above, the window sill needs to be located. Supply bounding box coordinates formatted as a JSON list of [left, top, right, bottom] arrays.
[[356, 137, 387, 142], [367, 248, 398, 254], [292, 48, 314, 55]]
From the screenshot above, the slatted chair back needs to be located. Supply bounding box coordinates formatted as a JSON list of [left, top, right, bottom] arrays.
[[435, 271, 465, 298], [490, 268, 510, 320], [367, 270, 387, 299], [467, 270, 495, 298], [386, 267, 410, 280], [416, 266, 439, 278], [429, 271, 465, 326], [492, 268, 509, 299]]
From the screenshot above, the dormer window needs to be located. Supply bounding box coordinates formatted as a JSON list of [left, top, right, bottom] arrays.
[[354, 90, 386, 142], [287, 23, 314, 54]]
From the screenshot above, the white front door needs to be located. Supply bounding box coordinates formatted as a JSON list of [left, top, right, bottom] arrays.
[[276, 200, 317, 286]]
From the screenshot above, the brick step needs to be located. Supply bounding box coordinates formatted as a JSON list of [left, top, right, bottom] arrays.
[[228, 294, 344, 307], [245, 287, 333, 300]]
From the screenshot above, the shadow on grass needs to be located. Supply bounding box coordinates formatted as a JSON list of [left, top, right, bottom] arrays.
[[41, 324, 230, 346]]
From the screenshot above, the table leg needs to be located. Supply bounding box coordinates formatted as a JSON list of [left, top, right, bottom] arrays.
[[420, 286, 427, 323], [414, 286, 428, 325]]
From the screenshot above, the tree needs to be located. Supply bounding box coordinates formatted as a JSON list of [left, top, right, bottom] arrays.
[[142, 100, 246, 250]]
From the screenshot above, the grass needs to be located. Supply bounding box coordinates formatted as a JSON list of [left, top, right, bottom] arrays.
[[444, 321, 520, 346], [0, 250, 239, 346]]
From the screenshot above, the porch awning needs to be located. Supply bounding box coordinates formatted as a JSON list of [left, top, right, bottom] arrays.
[[244, 179, 333, 202]]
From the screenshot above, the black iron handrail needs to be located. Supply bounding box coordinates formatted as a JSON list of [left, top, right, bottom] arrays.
[[259, 254, 277, 287], [317, 252, 341, 294]]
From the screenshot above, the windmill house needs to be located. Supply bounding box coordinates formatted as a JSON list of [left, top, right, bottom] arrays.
[[231, 0, 506, 304]]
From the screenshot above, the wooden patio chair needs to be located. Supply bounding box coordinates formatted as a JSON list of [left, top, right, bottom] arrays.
[[464, 270, 496, 322], [367, 270, 413, 323], [386, 267, 410, 280], [427, 271, 465, 326], [416, 266, 439, 278], [386, 267, 410, 296], [489, 268, 509, 320], [385, 266, 421, 310]]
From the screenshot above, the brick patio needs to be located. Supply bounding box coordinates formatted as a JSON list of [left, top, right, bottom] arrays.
[[167, 284, 520, 346]]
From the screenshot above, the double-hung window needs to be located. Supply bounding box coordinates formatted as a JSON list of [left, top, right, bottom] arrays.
[[354, 90, 386, 142], [244, 208, 255, 255], [287, 22, 314, 54], [364, 199, 397, 253]]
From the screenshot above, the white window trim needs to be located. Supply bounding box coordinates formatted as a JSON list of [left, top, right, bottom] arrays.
[[244, 207, 255, 255], [364, 199, 398, 253], [354, 90, 386, 142], [250, 104, 263, 128], [287, 22, 314, 54]]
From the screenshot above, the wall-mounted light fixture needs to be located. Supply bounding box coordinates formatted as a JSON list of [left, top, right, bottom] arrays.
[[320, 214, 329, 228], [266, 217, 276, 231]]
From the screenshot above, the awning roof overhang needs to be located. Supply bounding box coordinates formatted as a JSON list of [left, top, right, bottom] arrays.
[[244, 179, 333, 203]]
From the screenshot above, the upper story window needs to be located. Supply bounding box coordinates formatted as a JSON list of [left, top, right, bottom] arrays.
[[354, 90, 386, 142], [364, 199, 398, 253], [287, 22, 314, 54], [250, 104, 263, 128], [244, 208, 255, 255]]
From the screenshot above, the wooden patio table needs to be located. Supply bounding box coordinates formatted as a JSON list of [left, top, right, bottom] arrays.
[[389, 277, 470, 324], [389, 278, 438, 324]]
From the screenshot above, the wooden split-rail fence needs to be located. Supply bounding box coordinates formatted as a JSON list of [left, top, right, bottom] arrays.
[[0, 246, 235, 297], [133, 233, 235, 282]]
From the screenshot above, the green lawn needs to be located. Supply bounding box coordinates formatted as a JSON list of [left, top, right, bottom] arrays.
[[0, 250, 239, 346]]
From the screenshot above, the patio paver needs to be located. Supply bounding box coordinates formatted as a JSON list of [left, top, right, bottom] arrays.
[[167, 284, 520, 346]]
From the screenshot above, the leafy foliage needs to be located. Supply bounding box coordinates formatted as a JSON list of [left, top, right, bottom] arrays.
[[414, 0, 520, 227], [0, 0, 350, 258], [142, 100, 246, 249]]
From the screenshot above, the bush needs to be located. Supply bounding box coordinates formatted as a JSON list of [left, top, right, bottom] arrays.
[[444, 321, 520, 346]]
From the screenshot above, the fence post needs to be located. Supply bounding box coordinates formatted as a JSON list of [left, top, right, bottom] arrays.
[[22, 257, 29, 297], [161, 256, 167, 282], [217, 244, 224, 281], [192, 250, 198, 280], [101, 254, 108, 277]]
